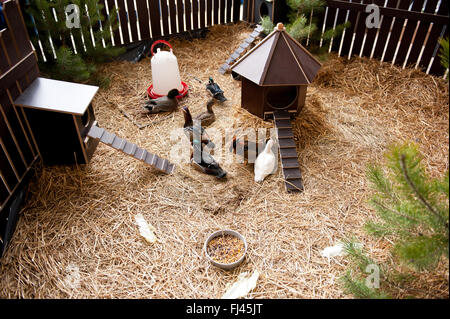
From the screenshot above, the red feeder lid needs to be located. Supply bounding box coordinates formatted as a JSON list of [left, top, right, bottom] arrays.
[[147, 82, 189, 100]]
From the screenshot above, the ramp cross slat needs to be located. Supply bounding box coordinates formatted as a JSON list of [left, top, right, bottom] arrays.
[[273, 111, 304, 192], [87, 126, 175, 174], [218, 25, 265, 75]]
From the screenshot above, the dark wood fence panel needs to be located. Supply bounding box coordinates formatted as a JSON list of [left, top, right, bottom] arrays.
[[405, 0, 439, 68], [199, 0, 206, 28], [422, 0, 448, 74], [382, 0, 411, 63], [186, 0, 193, 31], [233, 0, 240, 22], [192, 0, 199, 29], [220, 0, 226, 24], [168, 0, 178, 34], [213, 0, 219, 24], [149, 0, 162, 38], [106, 0, 122, 45], [207, 0, 213, 26], [322, 0, 449, 76], [176, 0, 185, 33], [126, 0, 139, 42], [394, 0, 426, 65], [117, 0, 131, 44], [0, 0, 40, 214], [226, 0, 232, 23], [361, 0, 386, 57]]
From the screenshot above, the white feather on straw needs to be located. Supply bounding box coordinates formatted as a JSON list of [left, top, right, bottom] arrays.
[[135, 213, 157, 244], [221, 270, 260, 299]]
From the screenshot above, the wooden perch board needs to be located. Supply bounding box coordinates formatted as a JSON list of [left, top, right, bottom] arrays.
[[87, 125, 175, 174], [218, 25, 264, 75], [273, 111, 303, 192]]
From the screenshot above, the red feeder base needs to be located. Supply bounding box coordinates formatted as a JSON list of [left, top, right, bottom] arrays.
[[147, 82, 189, 99]]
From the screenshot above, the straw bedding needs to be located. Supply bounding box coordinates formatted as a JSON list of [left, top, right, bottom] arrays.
[[0, 23, 448, 298]]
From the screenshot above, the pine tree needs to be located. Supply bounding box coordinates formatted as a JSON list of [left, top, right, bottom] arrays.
[[260, 0, 349, 53], [341, 142, 449, 298], [24, 0, 124, 85], [438, 37, 449, 70]]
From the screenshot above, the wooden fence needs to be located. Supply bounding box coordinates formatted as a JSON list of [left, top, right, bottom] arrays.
[[241, 0, 449, 77], [0, 1, 40, 218], [29, 0, 242, 60], [320, 0, 449, 76]]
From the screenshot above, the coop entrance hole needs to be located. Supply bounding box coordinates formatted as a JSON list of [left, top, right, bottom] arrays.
[[259, 1, 269, 19], [266, 86, 298, 109]]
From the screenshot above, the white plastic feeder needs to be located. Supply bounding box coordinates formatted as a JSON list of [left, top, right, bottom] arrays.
[[149, 40, 185, 98]]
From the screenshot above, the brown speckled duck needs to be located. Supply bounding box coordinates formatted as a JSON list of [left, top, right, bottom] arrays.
[[194, 99, 215, 127], [190, 143, 227, 179], [144, 88, 179, 113], [182, 106, 215, 149]]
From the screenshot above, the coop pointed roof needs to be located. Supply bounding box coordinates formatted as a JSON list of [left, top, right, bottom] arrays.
[[231, 24, 322, 86]]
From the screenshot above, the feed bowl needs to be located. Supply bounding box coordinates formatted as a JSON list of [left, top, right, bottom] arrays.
[[204, 229, 247, 270]]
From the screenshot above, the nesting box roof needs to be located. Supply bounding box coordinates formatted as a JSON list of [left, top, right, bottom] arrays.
[[231, 23, 322, 86]]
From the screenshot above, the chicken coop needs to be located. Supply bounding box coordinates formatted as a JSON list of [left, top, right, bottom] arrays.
[[231, 23, 322, 120], [0, 0, 448, 300]]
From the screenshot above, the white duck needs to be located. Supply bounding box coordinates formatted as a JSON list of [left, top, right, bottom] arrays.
[[254, 139, 277, 182]]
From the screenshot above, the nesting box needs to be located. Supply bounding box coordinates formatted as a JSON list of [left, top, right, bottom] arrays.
[[231, 23, 321, 120], [14, 78, 99, 165]]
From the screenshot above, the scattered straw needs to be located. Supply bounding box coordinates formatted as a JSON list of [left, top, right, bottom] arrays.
[[0, 23, 447, 298]]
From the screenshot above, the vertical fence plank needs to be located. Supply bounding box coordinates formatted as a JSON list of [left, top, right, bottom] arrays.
[[176, 0, 185, 33], [321, 5, 336, 50], [168, 0, 178, 33], [116, 0, 131, 44], [428, 23, 448, 74], [126, 0, 139, 42], [213, 0, 219, 24], [232, 0, 240, 22], [160, 0, 171, 35], [136, 0, 151, 39], [226, 0, 232, 23], [394, 0, 425, 66], [185, 0, 192, 31], [192, 0, 199, 30], [106, 0, 122, 45], [149, 0, 162, 38], [361, 0, 386, 57], [382, 0, 411, 63], [99, 0, 112, 46], [219, 0, 226, 24], [242, 0, 248, 21], [349, 0, 372, 57], [422, 0, 448, 74], [199, 0, 206, 28], [405, 0, 438, 67], [207, 0, 212, 26], [339, 0, 360, 57], [371, 0, 399, 59]]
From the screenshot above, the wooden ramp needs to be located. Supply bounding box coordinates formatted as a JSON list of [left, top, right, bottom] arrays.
[[218, 25, 264, 75], [87, 125, 175, 174], [273, 111, 304, 192]]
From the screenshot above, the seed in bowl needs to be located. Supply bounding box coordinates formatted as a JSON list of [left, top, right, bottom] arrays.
[[207, 234, 245, 264]]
